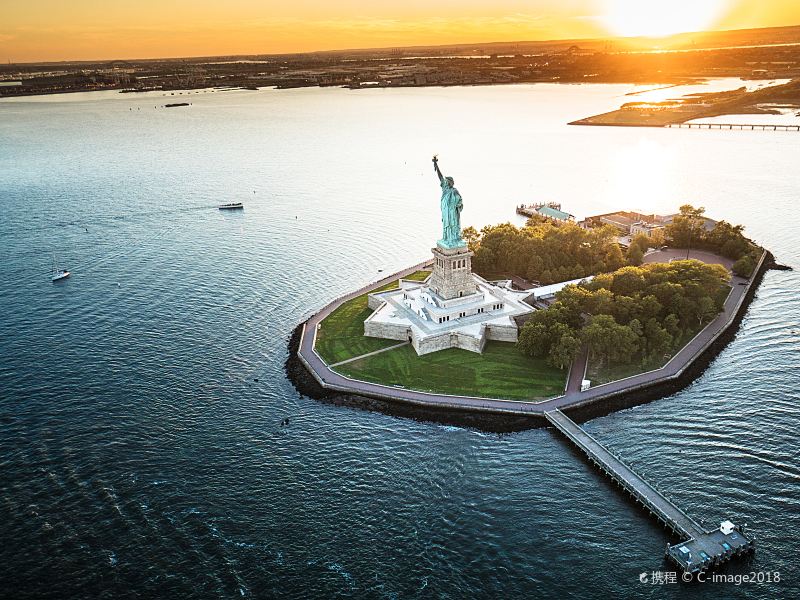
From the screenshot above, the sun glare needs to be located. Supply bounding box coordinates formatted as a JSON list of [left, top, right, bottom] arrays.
[[602, 0, 728, 38]]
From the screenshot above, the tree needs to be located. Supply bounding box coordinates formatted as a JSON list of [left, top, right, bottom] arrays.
[[627, 243, 644, 266], [582, 315, 639, 366], [604, 243, 626, 271], [649, 228, 666, 248], [707, 221, 750, 259], [516, 258, 730, 368], [548, 334, 582, 370], [630, 233, 651, 253], [633, 294, 663, 322], [644, 318, 673, 358], [611, 266, 646, 296], [628, 318, 643, 338], [468, 219, 631, 283], [697, 296, 717, 325], [733, 255, 756, 278], [663, 313, 680, 338], [611, 295, 637, 325], [462, 226, 480, 250], [517, 322, 551, 357], [472, 246, 496, 273], [665, 204, 706, 249]]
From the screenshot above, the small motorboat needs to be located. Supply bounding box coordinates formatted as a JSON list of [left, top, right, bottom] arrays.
[[52, 254, 70, 282], [218, 202, 244, 210]]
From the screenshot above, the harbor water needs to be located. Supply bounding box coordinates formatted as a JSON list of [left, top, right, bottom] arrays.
[[1, 82, 799, 598]]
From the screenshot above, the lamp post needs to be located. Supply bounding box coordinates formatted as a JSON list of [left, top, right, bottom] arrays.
[[686, 224, 692, 260]]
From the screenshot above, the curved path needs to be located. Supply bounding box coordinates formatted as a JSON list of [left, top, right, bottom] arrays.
[[296, 252, 765, 416]]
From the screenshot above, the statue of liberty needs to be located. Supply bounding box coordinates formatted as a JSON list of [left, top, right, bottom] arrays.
[[432, 156, 466, 249]]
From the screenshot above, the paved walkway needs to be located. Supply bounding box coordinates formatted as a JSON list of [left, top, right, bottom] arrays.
[[546, 408, 756, 573], [565, 347, 589, 394], [297, 253, 764, 416], [644, 248, 735, 271], [329, 341, 409, 367]]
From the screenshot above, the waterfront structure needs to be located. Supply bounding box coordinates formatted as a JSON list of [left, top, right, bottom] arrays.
[[363, 158, 535, 355], [516, 202, 575, 223], [545, 409, 755, 575]]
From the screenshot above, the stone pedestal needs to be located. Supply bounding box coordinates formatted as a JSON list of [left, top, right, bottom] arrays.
[[429, 244, 478, 300]]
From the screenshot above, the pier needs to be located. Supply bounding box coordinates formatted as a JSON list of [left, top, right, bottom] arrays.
[[667, 122, 800, 131], [516, 202, 575, 222], [544, 409, 755, 574], [294, 251, 768, 577]]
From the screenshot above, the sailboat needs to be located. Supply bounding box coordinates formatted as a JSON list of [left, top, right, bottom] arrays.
[[51, 254, 70, 282]]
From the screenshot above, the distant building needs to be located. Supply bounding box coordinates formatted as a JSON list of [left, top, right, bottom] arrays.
[[658, 213, 718, 232], [580, 210, 717, 239], [579, 211, 640, 233], [630, 221, 665, 238]]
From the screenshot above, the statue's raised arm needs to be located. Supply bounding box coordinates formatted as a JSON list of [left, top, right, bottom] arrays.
[[432, 155, 445, 185]]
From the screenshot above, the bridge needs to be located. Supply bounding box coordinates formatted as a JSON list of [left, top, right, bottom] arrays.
[[667, 122, 800, 131], [545, 409, 755, 574]]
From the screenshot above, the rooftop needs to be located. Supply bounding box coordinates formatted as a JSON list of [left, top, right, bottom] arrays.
[[367, 276, 533, 338], [536, 205, 574, 221]]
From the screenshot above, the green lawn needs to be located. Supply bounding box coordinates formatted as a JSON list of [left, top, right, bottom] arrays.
[[401, 270, 431, 282], [335, 341, 566, 400], [315, 271, 430, 364]]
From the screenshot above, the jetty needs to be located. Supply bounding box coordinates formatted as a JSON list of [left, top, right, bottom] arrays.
[[292, 233, 769, 578], [666, 122, 800, 131], [516, 202, 575, 222], [545, 409, 755, 574]]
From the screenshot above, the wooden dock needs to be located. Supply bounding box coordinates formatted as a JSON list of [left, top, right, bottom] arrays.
[[667, 122, 800, 131], [545, 409, 755, 574]]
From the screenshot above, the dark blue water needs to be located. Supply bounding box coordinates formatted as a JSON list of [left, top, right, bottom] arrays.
[[1, 85, 799, 598]]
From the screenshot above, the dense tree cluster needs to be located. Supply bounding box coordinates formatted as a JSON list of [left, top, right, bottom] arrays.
[[665, 204, 761, 277], [518, 260, 731, 369], [464, 217, 625, 285]]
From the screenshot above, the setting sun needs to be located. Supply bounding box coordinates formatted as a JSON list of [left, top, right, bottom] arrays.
[[602, 0, 728, 38]]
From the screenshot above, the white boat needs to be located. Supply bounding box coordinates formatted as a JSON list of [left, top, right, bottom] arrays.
[[218, 202, 244, 210], [52, 254, 70, 282]]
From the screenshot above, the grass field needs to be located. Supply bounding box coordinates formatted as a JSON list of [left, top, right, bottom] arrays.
[[399, 270, 431, 282], [335, 341, 565, 400], [314, 270, 430, 364]]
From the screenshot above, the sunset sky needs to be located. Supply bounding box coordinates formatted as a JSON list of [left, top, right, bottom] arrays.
[[2, 0, 800, 63]]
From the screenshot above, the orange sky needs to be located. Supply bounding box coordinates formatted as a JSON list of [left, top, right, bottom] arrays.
[[2, 0, 800, 62]]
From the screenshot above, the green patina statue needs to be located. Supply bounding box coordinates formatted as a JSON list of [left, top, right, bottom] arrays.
[[432, 156, 466, 249]]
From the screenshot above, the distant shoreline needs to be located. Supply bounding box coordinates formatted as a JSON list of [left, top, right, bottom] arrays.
[[0, 78, 702, 101], [6, 25, 800, 100], [570, 78, 800, 127]]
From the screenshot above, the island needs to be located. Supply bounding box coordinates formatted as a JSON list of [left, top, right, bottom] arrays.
[[570, 78, 800, 128], [287, 164, 784, 430], [286, 161, 785, 577]]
